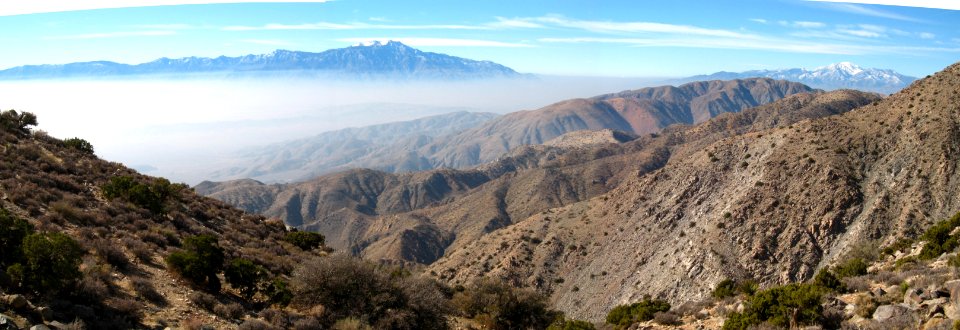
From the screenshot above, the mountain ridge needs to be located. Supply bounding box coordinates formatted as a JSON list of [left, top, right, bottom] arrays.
[[0, 41, 522, 80], [681, 62, 915, 94]]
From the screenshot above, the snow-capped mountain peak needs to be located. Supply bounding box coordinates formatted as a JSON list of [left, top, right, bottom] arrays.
[[817, 61, 865, 75]]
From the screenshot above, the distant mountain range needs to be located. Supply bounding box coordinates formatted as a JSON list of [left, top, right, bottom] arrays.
[[207, 78, 815, 182], [680, 62, 915, 94], [0, 41, 522, 80]]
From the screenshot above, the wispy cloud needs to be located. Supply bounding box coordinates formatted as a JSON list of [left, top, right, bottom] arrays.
[[806, 0, 960, 11], [487, 17, 544, 29], [919, 32, 936, 39], [749, 18, 768, 24], [0, 0, 332, 17], [44, 30, 176, 40], [838, 29, 883, 38], [778, 20, 827, 28], [529, 16, 754, 39], [223, 21, 489, 31], [809, 2, 925, 22], [538, 36, 960, 55], [337, 37, 534, 48]]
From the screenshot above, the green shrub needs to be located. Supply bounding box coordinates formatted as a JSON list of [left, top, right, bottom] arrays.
[[833, 258, 868, 278], [605, 297, 670, 328], [224, 258, 267, 299], [722, 283, 824, 329], [264, 278, 293, 306], [0, 207, 34, 268], [452, 277, 554, 330], [547, 316, 596, 330], [712, 279, 737, 299], [166, 234, 224, 291], [919, 213, 960, 259], [814, 269, 844, 292], [102, 176, 182, 214], [9, 232, 84, 294], [63, 137, 95, 154], [283, 231, 325, 251]]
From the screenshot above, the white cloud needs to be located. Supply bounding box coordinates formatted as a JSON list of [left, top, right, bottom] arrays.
[[223, 22, 488, 31], [919, 32, 936, 39], [749, 18, 768, 24], [837, 29, 883, 38], [337, 38, 535, 48], [0, 0, 332, 17], [809, 2, 925, 22], [43, 30, 176, 40], [530, 16, 755, 39], [778, 20, 827, 28], [538, 36, 960, 55], [806, 0, 960, 11], [488, 17, 544, 29]]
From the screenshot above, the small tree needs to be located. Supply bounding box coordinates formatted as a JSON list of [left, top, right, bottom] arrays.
[[63, 137, 95, 154], [224, 258, 267, 299], [167, 234, 225, 291], [0, 207, 34, 268], [0, 109, 38, 135], [284, 231, 325, 251], [10, 232, 83, 294]]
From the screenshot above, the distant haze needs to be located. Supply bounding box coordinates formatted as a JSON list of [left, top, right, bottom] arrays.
[[0, 75, 661, 183]]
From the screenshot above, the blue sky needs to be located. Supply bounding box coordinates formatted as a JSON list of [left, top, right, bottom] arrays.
[[0, 0, 958, 77]]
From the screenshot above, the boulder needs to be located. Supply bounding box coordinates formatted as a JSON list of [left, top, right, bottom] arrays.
[[873, 304, 910, 321], [944, 303, 960, 320], [36, 307, 53, 321], [905, 289, 924, 306], [2, 295, 27, 310], [871, 287, 887, 297], [30, 325, 51, 330], [924, 317, 949, 330], [944, 280, 960, 301], [0, 314, 17, 330]]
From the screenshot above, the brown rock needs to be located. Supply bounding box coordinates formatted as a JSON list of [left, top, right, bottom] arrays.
[[2, 294, 27, 309]]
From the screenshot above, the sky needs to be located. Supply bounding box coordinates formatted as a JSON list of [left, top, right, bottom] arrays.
[[0, 0, 958, 77]]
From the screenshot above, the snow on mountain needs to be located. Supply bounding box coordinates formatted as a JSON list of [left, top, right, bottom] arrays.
[[682, 62, 916, 94]]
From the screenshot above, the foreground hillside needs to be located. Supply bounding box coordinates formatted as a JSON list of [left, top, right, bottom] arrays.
[[429, 62, 960, 320], [201, 88, 879, 269], [0, 111, 577, 330]]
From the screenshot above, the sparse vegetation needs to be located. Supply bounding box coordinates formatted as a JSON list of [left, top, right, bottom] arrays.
[[63, 137, 95, 154], [605, 297, 671, 328], [166, 234, 225, 291], [102, 175, 184, 214], [722, 283, 824, 329], [283, 231, 326, 251]]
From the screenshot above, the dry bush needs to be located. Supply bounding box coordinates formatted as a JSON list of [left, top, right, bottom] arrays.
[[239, 319, 279, 330], [122, 237, 154, 263], [214, 302, 244, 320], [92, 238, 130, 269], [188, 291, 217, 311], [181, 316, 207, 330], [260, 308, 291, 328], [652, 311, 681, 325], [842, 275, 871, 292], [853, 294, 878, 318], [132, 276, 166, 305], [291, 317, 323, 330]]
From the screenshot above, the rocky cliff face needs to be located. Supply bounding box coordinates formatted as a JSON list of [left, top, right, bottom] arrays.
[[426, 63, 960, 320]]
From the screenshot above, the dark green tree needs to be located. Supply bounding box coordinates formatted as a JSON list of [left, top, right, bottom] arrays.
[[63, 137, 95, 154], [0, 109, 38, 135], [0, 207, 34, 268], [224, 258, 267, 299], [9, 232, 83, 294], [283, 231, 325, 251], [166, 234, 225, 291]]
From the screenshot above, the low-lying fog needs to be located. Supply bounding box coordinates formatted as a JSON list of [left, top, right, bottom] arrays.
[[0, 75, 662, 184]]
